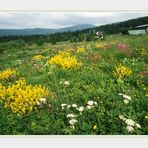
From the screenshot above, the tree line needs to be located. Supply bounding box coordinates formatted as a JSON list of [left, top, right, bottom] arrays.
[[0, 16, 147, 45]]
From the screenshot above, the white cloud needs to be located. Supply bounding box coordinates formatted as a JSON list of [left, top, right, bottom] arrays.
[[0, 12, 147, 29]]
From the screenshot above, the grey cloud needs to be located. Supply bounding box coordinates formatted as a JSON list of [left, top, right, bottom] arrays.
[[0, 12, 147, 29]]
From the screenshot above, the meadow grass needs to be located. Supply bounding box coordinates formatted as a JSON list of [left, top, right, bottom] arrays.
[[0, 34, 148, 135]]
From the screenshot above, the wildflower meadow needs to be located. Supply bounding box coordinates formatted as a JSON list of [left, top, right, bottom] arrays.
[[0, 34, 147, 135]]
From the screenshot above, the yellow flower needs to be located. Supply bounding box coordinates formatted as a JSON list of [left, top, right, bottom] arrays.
[[145, 116, 148, 119], [0, 69, 16, 80], [76, 47, 85, 53], [32, 55, 44, 60], [0, 79, 49, 115], [113, 64, 132, 78], [96, 43, 105, 49], [140, 48, 147, 56], [93, 124, 97, 130], [48, 51, 81, 69]]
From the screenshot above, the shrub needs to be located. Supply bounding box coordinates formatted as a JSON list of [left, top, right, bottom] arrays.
[[0, 79, 49, 115], [48, 51, 81, 69], [0, 69, 16, 80]]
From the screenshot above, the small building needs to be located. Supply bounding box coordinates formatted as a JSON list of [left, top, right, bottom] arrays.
[[128, 24, 148, 35], [96, 31, 103, 37], [95, 30, 105, 40]]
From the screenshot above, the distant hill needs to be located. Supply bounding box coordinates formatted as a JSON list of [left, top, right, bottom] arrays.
[[59, 24, 95, 32], [0, 24, 95, 36]]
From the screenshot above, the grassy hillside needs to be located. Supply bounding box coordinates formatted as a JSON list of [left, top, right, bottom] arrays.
[[0, 34, 148, 135]]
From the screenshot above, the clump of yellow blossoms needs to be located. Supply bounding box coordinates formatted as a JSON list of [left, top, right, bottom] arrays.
[[113, 64, 132, 78], [48, 51, 81, 69], [32, 55, 44, 60], [0, 79, 49, 115], [76, 47, 85, 53], [93, 124, 97, 130], [96, 43, 105, 49], [0, 69, 16, 80], [140, 48, 147, 56]]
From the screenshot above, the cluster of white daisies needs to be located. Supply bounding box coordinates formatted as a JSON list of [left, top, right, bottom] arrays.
[[61, 100, 98, 112], [61, 100, 98, 129], [118, 93, 131, 104], [119, 115, 141, 133]]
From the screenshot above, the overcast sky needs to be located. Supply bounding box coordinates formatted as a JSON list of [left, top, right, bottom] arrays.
[[0, 12, 147, 29]]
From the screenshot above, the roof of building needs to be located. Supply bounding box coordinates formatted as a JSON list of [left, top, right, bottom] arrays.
[[135, 24, 148, 29]]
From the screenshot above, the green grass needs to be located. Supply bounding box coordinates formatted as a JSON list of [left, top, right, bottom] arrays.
[[0, 34, 148, 135]]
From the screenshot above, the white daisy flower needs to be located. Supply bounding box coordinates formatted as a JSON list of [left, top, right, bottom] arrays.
[[37, 101, 40, 105], [61, 104, 67, 107], [69, 119, 78, 125], [118, 93, 123, 96], [94, 101, 98, 105], [126, 126, 135, 133], [123, 94, 131, 100], [86, 105, 92, 110], [77, 106, 84, 112], [61, 103, 67, 109], [123, 99, 129, 104], [66, 114, 77, 118], [70, 125, 75, 129], [135, 123, 141, 129], [72, 104, 77, 108], [39, 98, 46, 104], [119, 115, 126, 121], [87, 101, 94, 106], [63, 81, 70, 85], [67, 105, 71, 108], [125, 119, 135, 126]]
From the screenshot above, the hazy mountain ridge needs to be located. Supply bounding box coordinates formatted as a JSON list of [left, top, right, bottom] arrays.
[[0, 16, 147, 37], [0, 24, 95, 36]]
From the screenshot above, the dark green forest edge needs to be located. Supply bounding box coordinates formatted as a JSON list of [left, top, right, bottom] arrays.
[[0, 16, 148, 45]]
